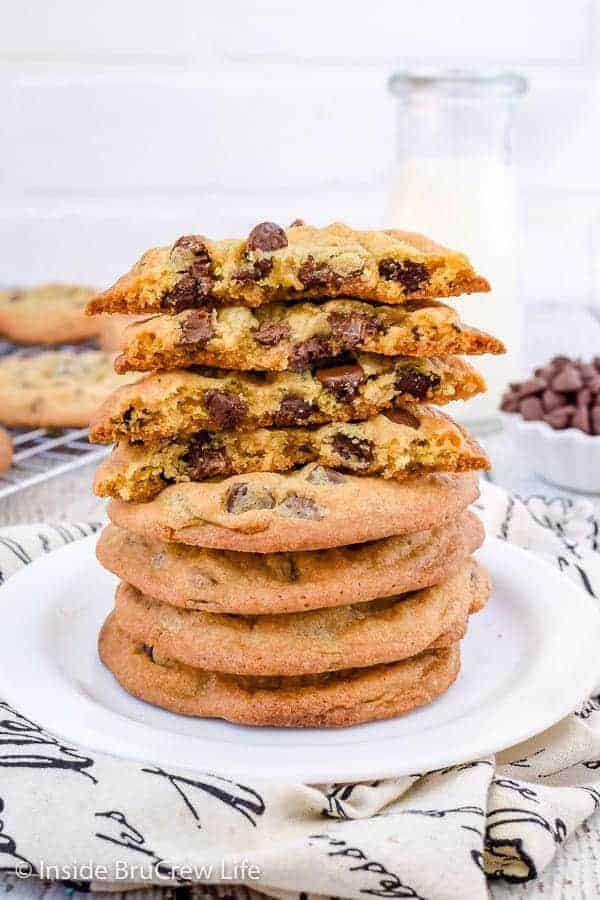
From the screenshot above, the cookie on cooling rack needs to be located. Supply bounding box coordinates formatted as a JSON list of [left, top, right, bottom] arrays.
[[0, 350, 139, 429], [0, 283, 99, 345]]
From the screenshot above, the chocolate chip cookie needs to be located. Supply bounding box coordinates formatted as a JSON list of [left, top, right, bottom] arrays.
[[113, 298, 504, 374], [0, 426, 13, 473], [94, 408, 489, 501], [0, 283, 98, 345], [96, 510, 483, 614], [90, 354, 485, 443], [87, 222, 490, 317], [112, 559, 489, 676], [99, 611, 461, 727], [99, 314, 147, 352], [107, 468, 479, 553], [0, 350, 139, 428]]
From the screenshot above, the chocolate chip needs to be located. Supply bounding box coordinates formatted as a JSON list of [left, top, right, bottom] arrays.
[[170, 235, 211, 274], [395, 368, 441, 401], [331, 432, 374, 466], [518, 377, 547, 398], [298, 255, 337, 289], [545, 405, 575, 429], [178, 309, 215, 346], [203, 390, 247, 429], [247, 222, 288, 252], [225, 482, 276, 514], [541, 389, 564, 413], [183, 433, 229, 480], [580, 364, 597, 382], [385, 408, 421, 429], [577, 388, 592, 408], [500, 391, 520, 412], [273, 394, 314, 426], [233, 258, 273, 283], [315, 363, 364, 401], [519, 396, 544, 420], [327, 312, 383, 349], [141, 644, 154, 660], [254, 322, 292, 346], [592, 407, 600, 435], [276, 493, 324, 520], [552, 366, 583, 393], [289, 218, 305, 227], [307, 465, 346, 486], [572, 406, 591, 433], [378, 258, 429, 292], [289, 336, 332, 371], [162, 275, 201, 313]]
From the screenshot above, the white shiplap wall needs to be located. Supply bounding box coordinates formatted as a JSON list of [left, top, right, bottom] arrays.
[[1, 0, 599, 304]]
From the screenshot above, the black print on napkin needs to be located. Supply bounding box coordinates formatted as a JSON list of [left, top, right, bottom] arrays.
[[322, 781, 386, 819], [0, 797, 37, 875], [95, 810, 189, 884], [397, 805, 485, 839], [141, 766, 266, 827], [473, 807, 567, 884], [309, 833, 424, 899], [0, 701, 97, 783]]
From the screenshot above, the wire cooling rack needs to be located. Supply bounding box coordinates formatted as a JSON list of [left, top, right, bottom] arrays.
[[0, 338, 109, 500]]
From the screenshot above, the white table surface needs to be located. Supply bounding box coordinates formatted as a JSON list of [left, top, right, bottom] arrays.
[[2, 301, 600, 899]]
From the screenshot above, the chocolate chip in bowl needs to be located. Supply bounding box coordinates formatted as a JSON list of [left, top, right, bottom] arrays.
[[501, 356, 600, 492]]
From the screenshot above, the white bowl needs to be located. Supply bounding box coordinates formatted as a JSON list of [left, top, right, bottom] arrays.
[[502, 412, 600, 493]]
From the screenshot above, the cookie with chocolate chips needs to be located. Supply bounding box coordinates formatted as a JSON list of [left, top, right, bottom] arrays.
[[0, 350, 138, 429], [107, 466, 480, 553], [113, 297, 504, 375], [0, 283, 98, 345], [97, 510, 484, 615], [90, 353, 485, 444], [86, 222, 489, 316], [94, 408, 489, 502], [100, 611, 463, 727], [112, 559, 489, 675]]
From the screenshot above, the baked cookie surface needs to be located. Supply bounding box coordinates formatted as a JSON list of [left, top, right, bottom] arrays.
[[99, 612, 461, 727], [87, 222, 490, 316], [0, 351, 139, 428], [96, 510, 483, 613], [114, 298, 504, 374], [113, 559, 489, 675], [0, 283, 98, 344], [94, 407, 489, 502], [0, 426, 13, 473], [107, 468, 480, 552], [90, 354, 486, 443]]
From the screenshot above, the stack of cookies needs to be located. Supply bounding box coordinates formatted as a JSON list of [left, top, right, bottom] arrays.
[[88, 221, 502, 728]]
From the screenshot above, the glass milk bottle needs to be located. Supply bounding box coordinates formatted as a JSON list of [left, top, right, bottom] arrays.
[[387, 70, 527, 431]]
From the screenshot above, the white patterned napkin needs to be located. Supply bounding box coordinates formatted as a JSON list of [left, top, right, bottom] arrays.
[[1, 480, 600, 900]]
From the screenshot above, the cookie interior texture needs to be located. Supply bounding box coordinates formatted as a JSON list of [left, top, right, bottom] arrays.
[[87, 222, 490, 316], [113, 558, 490, 675], [90, 354, 485, 443], [94, 408, 490, 502], [97, 510, 484, 613], [98, 612, 461, 727], [107, 469, 480, 553], [113, 298, 504, 374]]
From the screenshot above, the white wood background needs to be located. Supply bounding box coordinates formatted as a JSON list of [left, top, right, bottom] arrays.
[[0, 0, 599, 305]]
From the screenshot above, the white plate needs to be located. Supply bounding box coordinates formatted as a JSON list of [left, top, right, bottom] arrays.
[[0, 535, 599, 783]]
